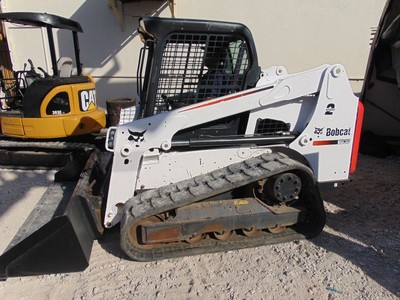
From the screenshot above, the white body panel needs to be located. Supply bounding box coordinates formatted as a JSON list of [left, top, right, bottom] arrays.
[[137, 147, 273, 189], [104, 64, 359, 227]]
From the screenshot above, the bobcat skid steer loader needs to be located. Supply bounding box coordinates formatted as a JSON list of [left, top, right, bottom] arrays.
[[0, 16, 364, 279], [103, 17, 364, 261]]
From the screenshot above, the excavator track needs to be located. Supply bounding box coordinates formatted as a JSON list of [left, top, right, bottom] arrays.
[[0, 139, 97, 168], [121, 152, 326, 261]]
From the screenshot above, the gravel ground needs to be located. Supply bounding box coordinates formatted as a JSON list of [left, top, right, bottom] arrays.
[[0, 154, 399, 300]]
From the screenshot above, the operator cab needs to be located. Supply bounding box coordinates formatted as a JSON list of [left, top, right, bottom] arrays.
[[136, 17, 261, 117]]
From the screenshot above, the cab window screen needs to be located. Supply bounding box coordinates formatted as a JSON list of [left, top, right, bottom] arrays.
[[153, 34, 250, 114]]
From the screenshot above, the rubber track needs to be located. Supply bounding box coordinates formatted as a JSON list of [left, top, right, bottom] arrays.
[[121, 152, 326, 261]]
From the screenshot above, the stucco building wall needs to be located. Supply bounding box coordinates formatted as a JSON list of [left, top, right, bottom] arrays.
[[1, 0, 386, 107]]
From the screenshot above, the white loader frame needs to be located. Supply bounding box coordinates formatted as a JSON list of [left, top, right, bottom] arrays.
[[104, 64, 360, 228]]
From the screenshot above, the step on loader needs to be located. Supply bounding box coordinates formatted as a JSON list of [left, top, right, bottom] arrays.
[[0, 16, 364, 279]]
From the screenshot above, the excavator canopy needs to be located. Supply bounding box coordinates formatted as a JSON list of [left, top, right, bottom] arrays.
[[0, 12, 83, 76]]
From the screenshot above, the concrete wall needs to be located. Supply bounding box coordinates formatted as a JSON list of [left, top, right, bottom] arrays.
[[1, 0, 387, 108], [174, 0, 387, 93], [1, 0, 172, 107]]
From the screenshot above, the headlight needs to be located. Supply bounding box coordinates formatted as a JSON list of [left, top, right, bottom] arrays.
[[105, 127, 117, 152]]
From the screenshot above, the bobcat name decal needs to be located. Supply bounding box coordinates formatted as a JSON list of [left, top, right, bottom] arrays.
[[313, 126, 351, 146]]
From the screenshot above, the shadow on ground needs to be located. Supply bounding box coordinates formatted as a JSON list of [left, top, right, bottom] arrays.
[[97, 154, 399, 297]]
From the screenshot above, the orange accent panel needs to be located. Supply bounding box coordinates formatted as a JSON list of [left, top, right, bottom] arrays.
[[350, 101, 364, 174]]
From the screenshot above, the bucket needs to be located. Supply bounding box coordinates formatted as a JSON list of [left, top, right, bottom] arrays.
[[106, 98, 137, 126]]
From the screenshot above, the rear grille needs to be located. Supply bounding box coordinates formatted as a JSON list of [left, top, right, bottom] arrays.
[[255, 118, 290, 134]]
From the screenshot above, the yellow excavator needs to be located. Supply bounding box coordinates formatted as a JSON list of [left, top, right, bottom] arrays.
[[0, 12, 105, 139]]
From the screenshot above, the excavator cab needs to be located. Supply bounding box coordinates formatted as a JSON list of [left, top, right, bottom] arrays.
[[0, 12, 105, 139]]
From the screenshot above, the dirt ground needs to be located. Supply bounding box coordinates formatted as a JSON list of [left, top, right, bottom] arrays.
[[0, 154, 399, 300]]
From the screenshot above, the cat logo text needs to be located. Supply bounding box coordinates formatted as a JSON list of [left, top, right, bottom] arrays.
[[79, 89, 97, 112]]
